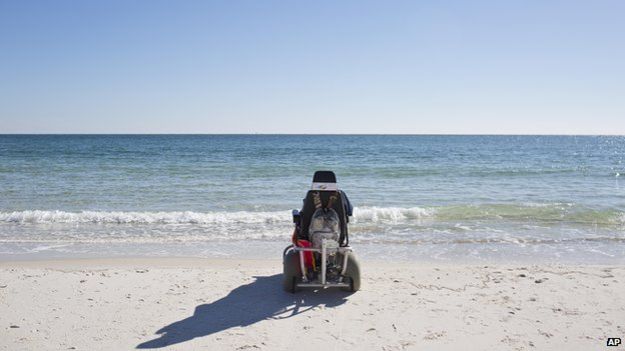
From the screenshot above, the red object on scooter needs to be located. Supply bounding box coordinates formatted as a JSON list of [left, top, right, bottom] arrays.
[[295, 239, 315, 268]]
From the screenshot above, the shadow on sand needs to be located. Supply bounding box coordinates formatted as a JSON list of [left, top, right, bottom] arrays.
[[137, 274, 352, 349]]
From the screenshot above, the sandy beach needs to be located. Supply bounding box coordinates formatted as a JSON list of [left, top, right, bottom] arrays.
[[1, 258, 623, 351]]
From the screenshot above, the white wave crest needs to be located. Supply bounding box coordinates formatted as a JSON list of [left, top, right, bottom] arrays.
[[3, 205, 617, 226], [0, 207, 436, 225], [352, 206, 435, 222], [0, 210, 289, 225]]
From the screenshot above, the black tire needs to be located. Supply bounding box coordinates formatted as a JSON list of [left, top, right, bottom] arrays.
[[282, 249, 302, 293], [341, 253, 361, 292]]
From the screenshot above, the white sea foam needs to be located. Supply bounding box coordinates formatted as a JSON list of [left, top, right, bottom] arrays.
[[0, 207, 436, 225], [352, 206, 435, 222], [0, 210, 288, 225], [0, 205, 622, 225]]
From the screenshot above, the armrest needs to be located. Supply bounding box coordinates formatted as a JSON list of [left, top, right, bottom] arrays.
[[292, 209, 301, 224]]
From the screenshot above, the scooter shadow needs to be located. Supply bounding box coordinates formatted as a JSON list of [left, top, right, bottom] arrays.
[[136, 274, 353, 349]]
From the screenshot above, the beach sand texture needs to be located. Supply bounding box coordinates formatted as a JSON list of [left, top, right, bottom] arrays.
[[1, 258, 623, 351]]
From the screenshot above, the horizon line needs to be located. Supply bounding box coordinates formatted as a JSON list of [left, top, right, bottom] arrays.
[[1, 133, 625, 137]]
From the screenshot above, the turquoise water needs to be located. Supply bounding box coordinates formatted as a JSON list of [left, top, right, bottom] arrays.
[[1, 135, 624, 263]]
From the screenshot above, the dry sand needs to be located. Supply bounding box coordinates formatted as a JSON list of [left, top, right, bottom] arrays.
[[1, 258, 623, 350]]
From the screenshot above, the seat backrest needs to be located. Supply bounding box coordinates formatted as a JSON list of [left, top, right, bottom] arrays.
[[299, 190, 348, 245]]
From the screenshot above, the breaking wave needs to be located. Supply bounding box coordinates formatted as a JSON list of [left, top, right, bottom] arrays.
[[0, 210, 287, 225], [0, 204, 623, 226]]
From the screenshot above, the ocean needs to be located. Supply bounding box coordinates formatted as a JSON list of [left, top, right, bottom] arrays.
[[1, 134, 624, 263]]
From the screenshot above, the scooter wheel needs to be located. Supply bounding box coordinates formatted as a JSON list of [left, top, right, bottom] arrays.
[[341, 253, 361, 292], [282, 249, 301, 293]]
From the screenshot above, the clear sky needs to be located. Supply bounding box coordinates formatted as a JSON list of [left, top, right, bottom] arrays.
[[1, 0, 624, 134]]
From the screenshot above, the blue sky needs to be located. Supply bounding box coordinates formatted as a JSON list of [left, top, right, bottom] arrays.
[[1, 0, 624, 134]]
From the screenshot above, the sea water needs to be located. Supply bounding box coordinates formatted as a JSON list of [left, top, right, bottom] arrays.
[[1, 135, 624, 263]]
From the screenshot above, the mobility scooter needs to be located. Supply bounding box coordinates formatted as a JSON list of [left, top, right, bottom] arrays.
[[282, 171, 361, 293]]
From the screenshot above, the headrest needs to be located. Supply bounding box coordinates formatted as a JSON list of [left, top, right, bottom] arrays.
[[311, 171, 338, 191], [313, 171, 336, 183]]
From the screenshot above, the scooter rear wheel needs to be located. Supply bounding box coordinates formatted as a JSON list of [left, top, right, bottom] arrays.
[[341, 253, 361, 292], [282, 248, 302, 293]]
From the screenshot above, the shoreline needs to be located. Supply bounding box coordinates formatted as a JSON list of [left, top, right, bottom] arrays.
[[2, 239, 623, 265], [1, 258, 623, 350]]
